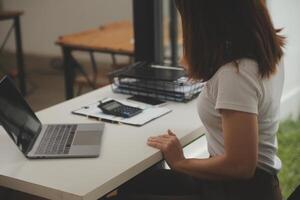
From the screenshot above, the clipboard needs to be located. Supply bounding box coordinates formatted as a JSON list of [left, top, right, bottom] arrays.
[[72, 98, 172, 126]]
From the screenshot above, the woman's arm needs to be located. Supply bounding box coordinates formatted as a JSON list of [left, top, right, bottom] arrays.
[[147, 109, 258, 180]]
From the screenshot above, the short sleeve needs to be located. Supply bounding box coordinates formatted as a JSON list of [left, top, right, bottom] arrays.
[[215, 67, 261, 114]]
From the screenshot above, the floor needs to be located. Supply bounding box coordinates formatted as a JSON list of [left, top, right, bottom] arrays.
[[0, 52, 124, 199]]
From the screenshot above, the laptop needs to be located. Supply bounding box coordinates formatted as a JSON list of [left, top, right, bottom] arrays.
[[0, 76, 104, 158]]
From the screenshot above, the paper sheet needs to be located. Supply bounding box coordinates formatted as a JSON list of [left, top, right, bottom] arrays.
[[72, 98, 172, 126]]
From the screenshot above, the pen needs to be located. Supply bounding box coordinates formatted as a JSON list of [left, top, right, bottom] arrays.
[[100, 118, 120, 124], [87, 115, 119, 124]]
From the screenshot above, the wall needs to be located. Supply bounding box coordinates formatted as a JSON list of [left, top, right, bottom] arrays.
[[0, 0, 132, 57], [268, 0, 300, 119]]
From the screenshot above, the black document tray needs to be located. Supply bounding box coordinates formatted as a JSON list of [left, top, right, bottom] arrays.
[[118, 62, 186, 81]]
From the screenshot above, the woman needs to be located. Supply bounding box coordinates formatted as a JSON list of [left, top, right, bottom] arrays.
[[116, 0, 285, 199]]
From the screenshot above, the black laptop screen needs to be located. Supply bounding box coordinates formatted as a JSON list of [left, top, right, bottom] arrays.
[[0, 76, 41, 154]]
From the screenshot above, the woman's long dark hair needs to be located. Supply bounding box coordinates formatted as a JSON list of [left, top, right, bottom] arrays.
[[175, 0, 285, 81]]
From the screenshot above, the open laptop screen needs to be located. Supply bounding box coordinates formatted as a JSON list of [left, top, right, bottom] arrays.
[[0, 76, 41, 154]]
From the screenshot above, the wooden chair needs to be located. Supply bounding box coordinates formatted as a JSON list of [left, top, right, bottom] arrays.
[[129, 184, 300, 200], [288, 184, 300, 200], [128, 195, 200, 200], [103, 194, 200, 200]]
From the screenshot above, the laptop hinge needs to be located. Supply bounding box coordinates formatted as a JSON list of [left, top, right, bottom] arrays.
[[24, 126, 43, 155]]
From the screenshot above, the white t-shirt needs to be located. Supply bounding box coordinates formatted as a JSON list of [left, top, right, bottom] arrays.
[[198, 58, 284, 174]]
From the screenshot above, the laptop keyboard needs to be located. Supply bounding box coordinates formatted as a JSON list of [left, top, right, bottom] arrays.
[[36, 125, 77, 155]]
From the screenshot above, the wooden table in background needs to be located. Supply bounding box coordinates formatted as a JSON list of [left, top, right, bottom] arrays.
[[56, 21, 135, 100]]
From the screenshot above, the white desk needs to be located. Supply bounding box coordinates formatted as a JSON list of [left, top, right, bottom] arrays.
[[0, 86, 208, 200]]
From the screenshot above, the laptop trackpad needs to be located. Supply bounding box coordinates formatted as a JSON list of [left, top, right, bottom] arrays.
[[73, 131, 100, 145]]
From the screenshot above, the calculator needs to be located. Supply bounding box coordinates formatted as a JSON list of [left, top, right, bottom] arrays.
[[98, 100, 143, 118]]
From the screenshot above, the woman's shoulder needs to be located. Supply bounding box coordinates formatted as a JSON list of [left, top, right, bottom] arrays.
[[204, 58, 263, 108], [217, 58, 259, 76], [207, 58, 260, 85]]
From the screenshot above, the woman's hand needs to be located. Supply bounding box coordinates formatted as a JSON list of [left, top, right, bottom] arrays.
[[147, 130, 185, 169]]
